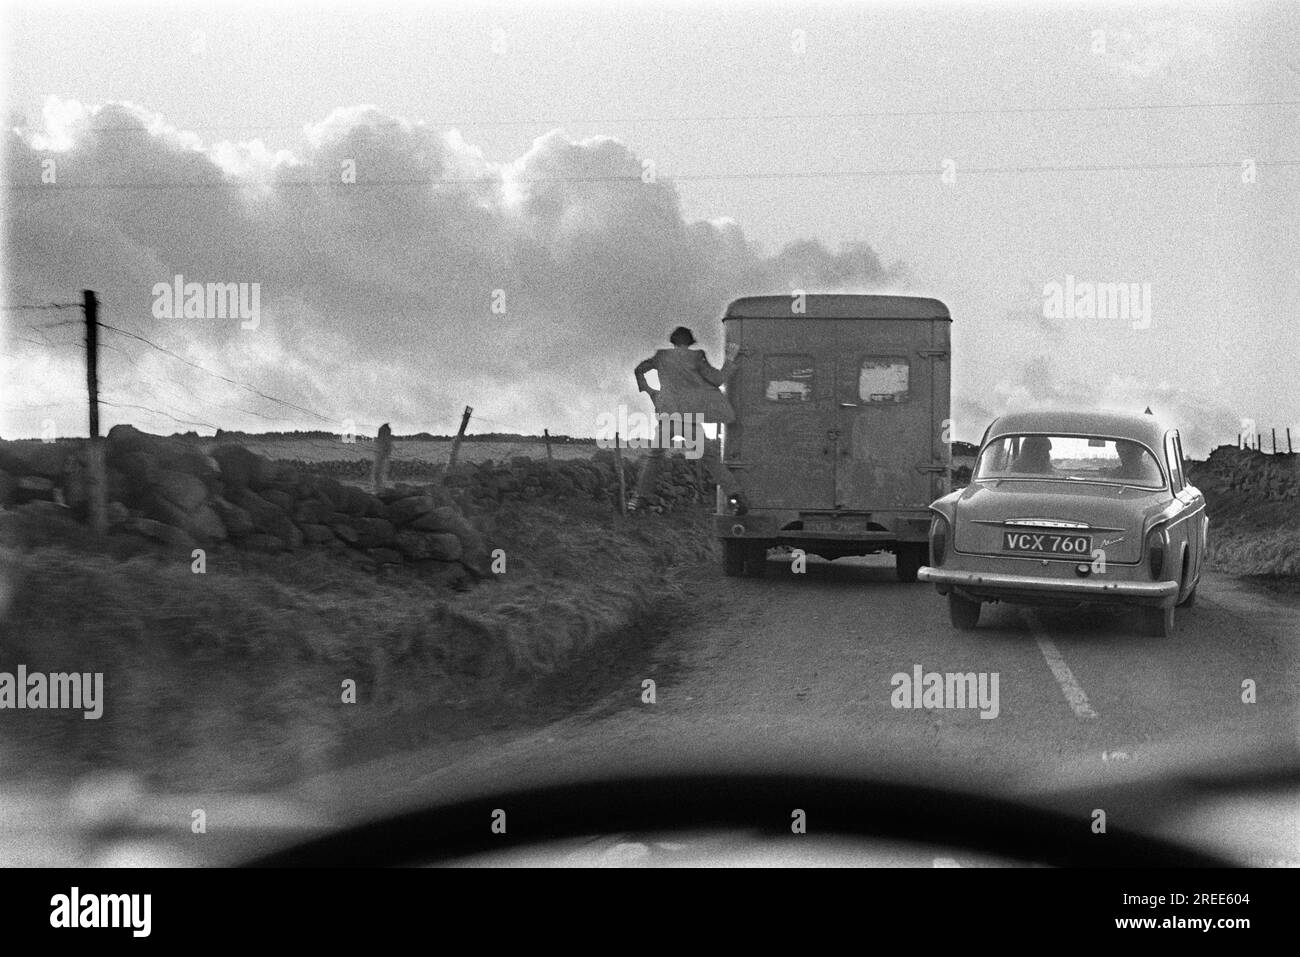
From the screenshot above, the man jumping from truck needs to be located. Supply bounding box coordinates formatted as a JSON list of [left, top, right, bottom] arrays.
[[629, 326, 748, 514]]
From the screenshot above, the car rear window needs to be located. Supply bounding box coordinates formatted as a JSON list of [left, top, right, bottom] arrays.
[[975, 435, 1165, 487]]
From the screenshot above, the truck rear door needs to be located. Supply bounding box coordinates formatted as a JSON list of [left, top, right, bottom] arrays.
[[724, 318, 837, 510], [834, 318, 950, 510]]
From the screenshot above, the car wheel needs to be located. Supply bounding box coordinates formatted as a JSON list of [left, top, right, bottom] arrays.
[[1141, 604, 1175, 637], [743, 542, 768, 577], [1177, 582, 1197, 608], [722, 539, 746, 577], [948, 594, 981, 630], [895, 543, 924, 583]]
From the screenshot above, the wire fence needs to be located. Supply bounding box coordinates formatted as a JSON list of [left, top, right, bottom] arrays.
[[1233, 428, 1296, 455], [1, 300, 631, 466]]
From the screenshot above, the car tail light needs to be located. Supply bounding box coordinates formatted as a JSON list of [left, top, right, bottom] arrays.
[[1146, 527, 1166, 580], [931, 516, 949, 566]]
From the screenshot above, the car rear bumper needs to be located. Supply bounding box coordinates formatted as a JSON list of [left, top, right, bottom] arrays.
[[917, 566, 1179, 605]]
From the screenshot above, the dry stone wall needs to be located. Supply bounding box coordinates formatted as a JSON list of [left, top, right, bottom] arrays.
[[0, 428, 713, 573], [1186, 446, 1300, 502]]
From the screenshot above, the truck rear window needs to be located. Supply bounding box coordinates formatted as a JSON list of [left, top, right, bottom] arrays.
[[764, 355, 814, 402], [859, 357, 910, 402]]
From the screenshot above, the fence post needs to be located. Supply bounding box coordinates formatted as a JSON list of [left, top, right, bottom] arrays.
[[448, 406, 472, 469], [1288, 428, 1293, 454], [83, 290, 107, 534], [1272, 428, 1277, 454], [373, 422, 392, 492], [543, 428, 553, 461], [614, 431, 627, 515]]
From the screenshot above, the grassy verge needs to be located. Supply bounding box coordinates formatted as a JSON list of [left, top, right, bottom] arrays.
[[0, 497, 714, 791], [1198, 488, 1300, 593]]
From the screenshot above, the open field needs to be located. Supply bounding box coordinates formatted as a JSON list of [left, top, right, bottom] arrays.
[[204, 437, 639, 466]]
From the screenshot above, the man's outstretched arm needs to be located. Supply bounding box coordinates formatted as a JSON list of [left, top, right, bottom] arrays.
[[696, 343, 742, 386], [634, 356, 657, 394]]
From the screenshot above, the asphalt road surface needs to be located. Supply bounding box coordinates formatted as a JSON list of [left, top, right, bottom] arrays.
[[352, 554, 1297, 799]]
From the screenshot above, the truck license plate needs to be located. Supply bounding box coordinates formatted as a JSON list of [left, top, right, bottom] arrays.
[[805, 516, 868, 533]]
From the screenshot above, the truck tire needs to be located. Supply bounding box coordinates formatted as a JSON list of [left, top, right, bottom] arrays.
[[949, 594, 981, 630], [722, 539, 746, 577], [895, 543, 925, 583], [1141, 604, 1175, 638]]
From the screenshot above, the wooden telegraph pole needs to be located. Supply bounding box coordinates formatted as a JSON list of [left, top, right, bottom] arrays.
[[83, 290, 107, 533]]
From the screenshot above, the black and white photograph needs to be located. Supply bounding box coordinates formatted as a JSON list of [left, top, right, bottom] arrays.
[[0, 0, 1296, 931]]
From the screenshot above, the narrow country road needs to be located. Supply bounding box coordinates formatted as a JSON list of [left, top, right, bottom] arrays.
[[318, 554, 1298, 829]]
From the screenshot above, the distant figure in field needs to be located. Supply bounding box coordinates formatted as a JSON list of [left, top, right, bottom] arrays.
[[373, 423, 393, 491]]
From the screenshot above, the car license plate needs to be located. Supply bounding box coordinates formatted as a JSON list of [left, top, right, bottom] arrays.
[[1002, 531, 1092, 555], [805, 516, 868, 533]]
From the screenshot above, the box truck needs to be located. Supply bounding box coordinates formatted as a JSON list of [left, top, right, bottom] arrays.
[[717, 294, 952, 580]]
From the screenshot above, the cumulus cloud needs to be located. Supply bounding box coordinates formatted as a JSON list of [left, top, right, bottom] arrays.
[[3, 97, 904, 438], [955, 355, 1243, 457]]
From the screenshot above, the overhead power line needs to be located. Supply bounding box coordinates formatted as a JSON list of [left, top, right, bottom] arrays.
[[10, 303, 385, 435], [31, 318, 84, 328], [51, 97, 1300, 134], [0, 302, 79, 310], [100, 396, 221, 432], [0, 400, 72, 413], [94, 319, 336, 425], [3, 157, 1295, 192], [10, 334, 56, 349]]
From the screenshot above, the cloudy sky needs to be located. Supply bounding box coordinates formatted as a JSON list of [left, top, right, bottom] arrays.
[[3, 0, 1297, 455]]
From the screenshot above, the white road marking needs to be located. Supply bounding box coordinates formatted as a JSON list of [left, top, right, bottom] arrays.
[[1027, 611, 1099, 719]]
